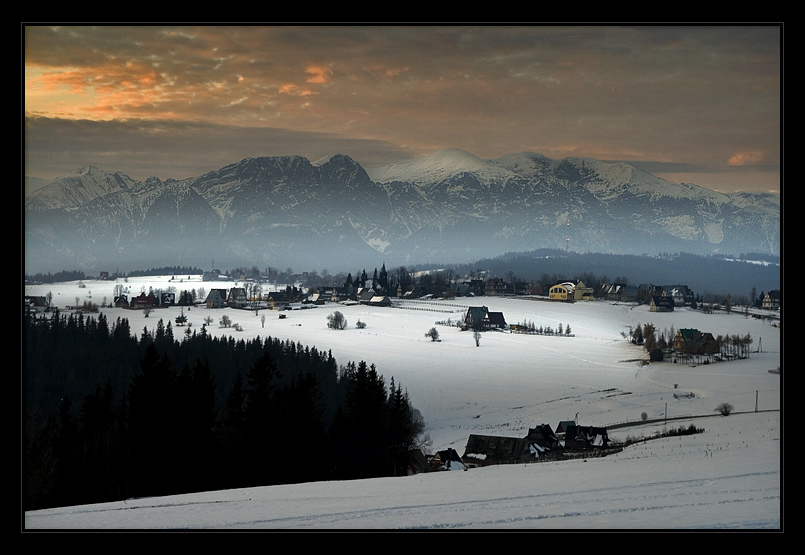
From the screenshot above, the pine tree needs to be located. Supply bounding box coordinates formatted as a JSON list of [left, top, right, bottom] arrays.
[[127, 342, 180, 497], [242, 351, 282, 485]]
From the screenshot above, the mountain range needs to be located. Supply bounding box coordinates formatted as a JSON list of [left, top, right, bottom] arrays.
[[24, 149, 781, 274]]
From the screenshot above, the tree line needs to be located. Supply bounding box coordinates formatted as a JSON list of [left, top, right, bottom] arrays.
[[23, 311, 424, 511]]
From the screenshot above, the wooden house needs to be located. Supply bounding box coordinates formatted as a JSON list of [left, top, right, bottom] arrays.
[[662, 285, 694, 307], [25, 296, 48, 313], [365, 295, 393, 307], [432, 448, 467, 471], [600, 283, 640, 302], [525, 424, 561, 458], [131, 292, 156, 309], [463, 424, 561, 465], [563, 424, 610, 451], [650, 295, 675, 312], [205, 289, 227, 309], [673, 328, 719, 356], [158, 291, 176, 306], [227, 287, 248, 308], [484, 278, 506, 296], [266, 291, 290, 310], [408, 449, 428, 475], [763, 290, 781, 311], [554, 420, 576, 439], [484, 311, 508, 330], [463, 434, 531, 466], [464, 306, 489, 331]]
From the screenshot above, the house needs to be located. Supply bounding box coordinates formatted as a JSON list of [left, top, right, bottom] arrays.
[[431, 448, 467, 471], [650, 295, 675, 312], [131, 292, 156, 309], [674, 328, 719, 356], [407, 449, 428, 475], [463, 424, 561, 465], [357, 288, 377, 304], [662, 285, 694, 307], [572, 280, 594, 301], [467, 279, 485, 296], [554, 420, 576, 439], [525, 424, 561, 458], [266, 291, 290, 310], [763, 290, 781, 311], [227, 287, 249, 308], [463, 435, 531, 466], [599, 283, 640, 302], [549, 282, 575, 301], [637, 283, 664, 304], [464, 306, 489, 331], [205, 289, 227, 309], [158, 291, 176, 306], [25, 296, 49, 313], [365, 295, 393, 307], [484, 278, 507, 296], [562, 424, 610, 451], [449, 282, 471, 297], [484, 311, 508, 330], [463, 306, 507, 331]]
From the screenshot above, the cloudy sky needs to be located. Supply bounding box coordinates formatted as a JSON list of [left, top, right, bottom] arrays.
[[24, 25, 781, 194]]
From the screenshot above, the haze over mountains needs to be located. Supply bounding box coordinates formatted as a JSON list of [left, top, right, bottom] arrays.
[[24, 149, 781, 275]]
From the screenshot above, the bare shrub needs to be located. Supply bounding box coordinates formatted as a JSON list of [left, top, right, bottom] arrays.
[[714, 402, 734, 416]]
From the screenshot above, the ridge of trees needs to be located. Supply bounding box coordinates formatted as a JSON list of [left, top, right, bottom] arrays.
[[24, 311, 424, 510]]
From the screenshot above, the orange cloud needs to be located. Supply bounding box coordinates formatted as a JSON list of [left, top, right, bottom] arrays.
[[278, 83, 313, 96], [305, 65, 332, 84], [728, 151, 765, 166]]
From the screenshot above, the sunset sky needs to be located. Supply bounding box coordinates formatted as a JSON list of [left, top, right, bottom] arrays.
[[24, 25, 781, 194]]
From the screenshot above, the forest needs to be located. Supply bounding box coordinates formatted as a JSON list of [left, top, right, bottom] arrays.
[[23, 310, 424, 511]]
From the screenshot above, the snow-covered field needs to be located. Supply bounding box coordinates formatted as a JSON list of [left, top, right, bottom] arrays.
[[24, 276, 782, 530]]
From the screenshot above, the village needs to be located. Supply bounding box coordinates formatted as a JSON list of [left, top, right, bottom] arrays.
[[25, 265, 781, 480], [25, 267, 781, 360]]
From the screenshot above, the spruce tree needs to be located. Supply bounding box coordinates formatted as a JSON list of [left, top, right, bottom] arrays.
[[127, 342, 180, 497]]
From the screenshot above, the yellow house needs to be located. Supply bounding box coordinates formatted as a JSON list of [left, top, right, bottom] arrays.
[[549, 282, 575, 301], [549, 281, 593, 301]]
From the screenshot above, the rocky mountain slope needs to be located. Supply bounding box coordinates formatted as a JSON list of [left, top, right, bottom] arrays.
[[24, 149, 781, 274]]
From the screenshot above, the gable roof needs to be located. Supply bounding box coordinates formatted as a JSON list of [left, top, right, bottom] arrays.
[[463, 434, 530, 462], [563, 424, 610, 448]]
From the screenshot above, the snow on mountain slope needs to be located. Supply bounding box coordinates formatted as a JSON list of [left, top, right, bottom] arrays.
[[367, 148, 519, 185]]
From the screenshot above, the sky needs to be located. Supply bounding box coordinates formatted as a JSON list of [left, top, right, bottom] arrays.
[[23, 25, 782, 194]]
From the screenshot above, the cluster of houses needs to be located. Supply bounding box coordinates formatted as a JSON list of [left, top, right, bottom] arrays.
[[404, 421, 613, 474], [597, 282, 695, 310], [458, 421, 613, 469]]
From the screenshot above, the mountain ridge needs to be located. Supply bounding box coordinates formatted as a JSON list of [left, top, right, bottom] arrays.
[[24, 149, 781, 274]]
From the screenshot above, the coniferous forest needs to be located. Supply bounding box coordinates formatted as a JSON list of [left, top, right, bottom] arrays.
[[23, 311, 424, 511]]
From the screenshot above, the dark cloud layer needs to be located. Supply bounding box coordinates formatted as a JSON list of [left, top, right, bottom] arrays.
[[24, 25, 781, 193]]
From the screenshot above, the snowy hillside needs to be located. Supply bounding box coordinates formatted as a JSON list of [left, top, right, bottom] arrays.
[[24, 276, 782, 529]]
